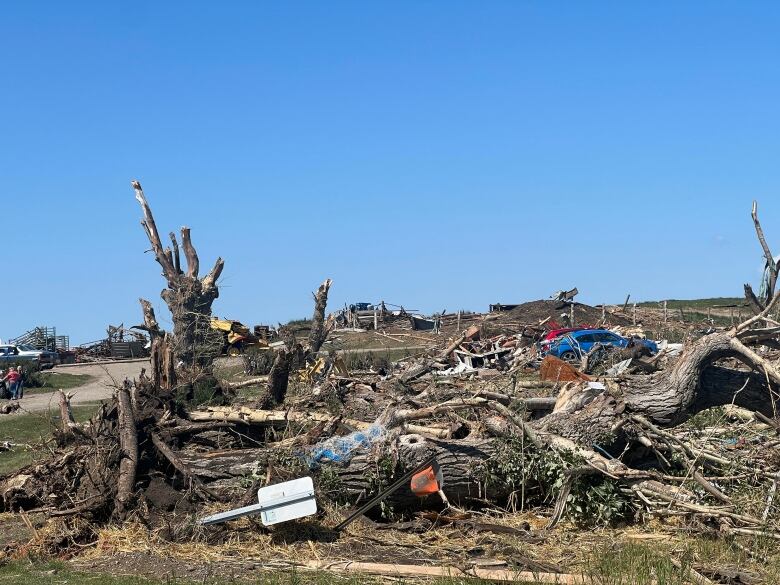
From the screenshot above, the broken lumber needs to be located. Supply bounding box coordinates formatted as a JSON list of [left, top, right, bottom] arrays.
[[297, 560, 587, 584]]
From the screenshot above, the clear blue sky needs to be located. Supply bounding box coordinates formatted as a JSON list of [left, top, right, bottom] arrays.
[[2, 2, 779, 344]]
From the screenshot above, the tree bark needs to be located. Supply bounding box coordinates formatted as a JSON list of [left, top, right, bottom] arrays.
[[751, 200, 778, 306], [538, 331, 779, 446], [307, 278, 333, 354], [335, 434, 499, 509], [137, 299, 176, 390], [263, 347, 294, 407], [150, 432, 217, 499], [177, 435, 500, 508], [57, 390, 76, 437], [115, 383, 138, 517]]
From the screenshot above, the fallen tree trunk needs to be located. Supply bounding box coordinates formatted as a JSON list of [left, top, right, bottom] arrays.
[[186, 405, 449, 439], [226, 376, 268, 389], [187, 405, 370, 428], [334, 434, 499, 509], [115, 383, 138, 517], [538, 329, 780, 445]]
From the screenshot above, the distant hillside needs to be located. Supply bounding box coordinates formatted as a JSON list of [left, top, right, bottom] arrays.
[[636, 297, 746, 309]]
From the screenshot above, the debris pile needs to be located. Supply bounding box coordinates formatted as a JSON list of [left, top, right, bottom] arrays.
[[1, 187, 780, 582], [4, 296, 780, 568], [75, 324, 149, 361]]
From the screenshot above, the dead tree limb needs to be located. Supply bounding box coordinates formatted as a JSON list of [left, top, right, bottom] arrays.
[[150, 432, 218, 500], [133, 180, 176, 280], [116, 382, 138, 517], [307, 278, 333, 354], [744, 284, 764, 315], [168, 232, 182, 275], [136, 299, 176, 390], [180, 226, 199, 278], [745, 200, 780, 311], [752, 200, 777, 303]]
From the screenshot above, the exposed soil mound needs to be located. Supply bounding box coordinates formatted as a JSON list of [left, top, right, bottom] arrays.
[[497, 300, 630, 327]]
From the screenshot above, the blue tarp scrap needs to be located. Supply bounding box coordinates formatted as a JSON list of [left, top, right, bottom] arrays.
[[303, 423, 385, 468]]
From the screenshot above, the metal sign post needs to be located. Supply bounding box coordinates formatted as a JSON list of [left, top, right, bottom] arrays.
[[197, 476, 317, 527], [334, 456, 438, 531]]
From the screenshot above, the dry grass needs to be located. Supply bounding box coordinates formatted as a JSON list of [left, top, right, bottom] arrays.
[[30, 502, 771, 583]]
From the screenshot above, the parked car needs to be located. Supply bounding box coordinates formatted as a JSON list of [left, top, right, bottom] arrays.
[[16, 344, 58, 367], [0, 345, 36, 364], [0, 344, 55, 368], [544, 329, 658, 363]]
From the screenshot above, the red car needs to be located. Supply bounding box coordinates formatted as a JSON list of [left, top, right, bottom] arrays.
[[542, 327, 588, 342], [538, 326, 597, 352]]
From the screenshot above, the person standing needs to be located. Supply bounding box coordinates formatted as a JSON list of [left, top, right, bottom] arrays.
[[2, 367, 21, 400], [15, 366, 23, 399]]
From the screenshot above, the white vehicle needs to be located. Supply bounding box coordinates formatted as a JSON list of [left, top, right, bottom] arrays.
[[0, 344, 57, 367]]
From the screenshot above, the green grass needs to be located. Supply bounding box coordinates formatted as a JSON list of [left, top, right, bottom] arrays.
[[0, 561, 553, 584], [583, 542, 690, 585], [0, 561, 468, 584], [1, 542, 775, 584], [0, 404, 101, 475], [340, 347, 417, 371], [25, 372, 93, 395], [0, 561, 172, 584], [636, 297, 745, 308]]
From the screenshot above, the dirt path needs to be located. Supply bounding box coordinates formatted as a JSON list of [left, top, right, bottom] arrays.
[[20, 359, 149, 413]]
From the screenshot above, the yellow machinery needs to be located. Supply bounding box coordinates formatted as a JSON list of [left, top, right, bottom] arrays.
[[297, 355, 350, 383], [210, 318, 270, 356]]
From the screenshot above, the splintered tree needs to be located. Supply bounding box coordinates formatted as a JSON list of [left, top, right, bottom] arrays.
[[133, 180, 224, 368], [262, 278, 334, 407], [745, 200, 780, 313], [307, 278, 334, 354]]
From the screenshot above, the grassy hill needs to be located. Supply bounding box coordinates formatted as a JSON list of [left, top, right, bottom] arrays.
[[636, 297, 746, 309]]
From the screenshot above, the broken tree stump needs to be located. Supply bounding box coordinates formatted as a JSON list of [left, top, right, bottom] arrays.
[[133, 180, 224, 368]]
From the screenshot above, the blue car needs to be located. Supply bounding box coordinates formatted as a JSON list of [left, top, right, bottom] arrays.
[[545, 329, 658, 363]]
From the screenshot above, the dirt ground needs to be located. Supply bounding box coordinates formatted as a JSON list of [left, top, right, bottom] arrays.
[[18, 360, 148, 413]]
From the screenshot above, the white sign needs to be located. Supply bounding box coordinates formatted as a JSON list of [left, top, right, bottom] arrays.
[[257, 476, 317, 526], [197, 476, 317, 526]]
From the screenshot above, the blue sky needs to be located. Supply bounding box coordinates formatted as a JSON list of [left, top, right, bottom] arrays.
[[2, 2, 780, 343]]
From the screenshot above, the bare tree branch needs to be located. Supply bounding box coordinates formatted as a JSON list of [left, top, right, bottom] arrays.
[[169, 232, 182, 275], [736, 290, 780, 334], [136, 298, 163, 339], [180, 226, 199, 278], [752, 200, 778, 303], [132, 180, 177, 281], [201, 257, 224, 293]]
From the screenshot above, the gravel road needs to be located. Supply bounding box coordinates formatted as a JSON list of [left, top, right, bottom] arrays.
[[18, 359, 149, 413]]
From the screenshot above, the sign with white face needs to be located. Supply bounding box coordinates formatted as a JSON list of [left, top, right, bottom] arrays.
[[197, 476, 317, 527], [257, 476, 317, 526]]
